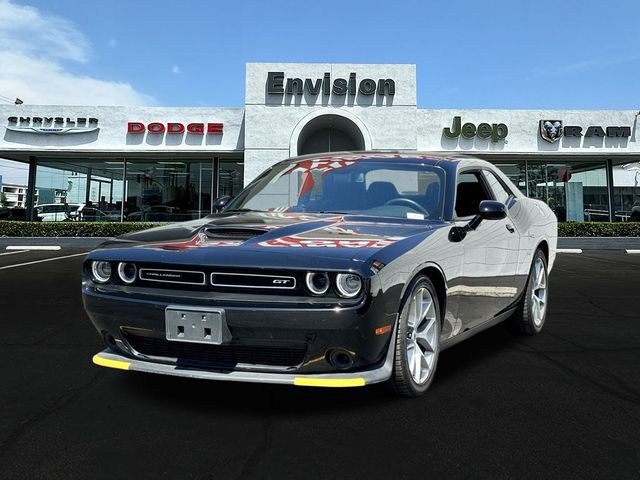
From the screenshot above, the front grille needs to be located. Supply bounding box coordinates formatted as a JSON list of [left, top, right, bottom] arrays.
[[210, 272, 296, 290], [124, 333, 307, 368], [134, 263, 305, 295]]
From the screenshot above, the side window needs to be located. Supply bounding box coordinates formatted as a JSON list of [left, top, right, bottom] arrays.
[[455, 172, 492, 217], [482, 170, 512, 204]]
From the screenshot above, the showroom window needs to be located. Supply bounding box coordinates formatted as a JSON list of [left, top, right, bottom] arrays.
[[35, 158, 125, 221], [494, 159, 610, 222], [493, 161, 527, 196], [33, 157, 243, 222], [218, 160, 244, 198], [611, 161, 640, 221], [125, 159, 214, 222], [527, 161, 609, 222]]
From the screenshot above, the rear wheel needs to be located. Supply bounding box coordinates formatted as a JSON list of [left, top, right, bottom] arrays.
[[388, 276, 441, 397], [510, 249, 548, 335]]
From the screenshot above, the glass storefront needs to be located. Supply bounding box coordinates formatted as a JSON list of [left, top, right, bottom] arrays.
[[125, 159, 215, 222], [611, 161, 640, 221], [494, 159, 611, 222], [34, 157, 243, 222], [23, 154, 640, 223]]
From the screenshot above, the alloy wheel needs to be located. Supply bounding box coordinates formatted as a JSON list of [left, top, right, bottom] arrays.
[[531, 257, 547, 327], [405, 287, 439, 384]]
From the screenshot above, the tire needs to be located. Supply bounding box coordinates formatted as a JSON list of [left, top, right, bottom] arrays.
[[509, 249, 548, 335], [388, 276, 441, 397]]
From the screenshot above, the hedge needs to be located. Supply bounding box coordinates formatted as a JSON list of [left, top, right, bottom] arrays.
[[557, 222, 640, 237], [0, 221, 167, 237], [1, 220, 639, 238]]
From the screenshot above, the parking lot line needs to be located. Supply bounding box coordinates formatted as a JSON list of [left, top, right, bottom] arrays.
[[557, 248, 583, 254], [0, 252, 88, 270], [0, 250, 28, 256], [6, 245, 61, 251]]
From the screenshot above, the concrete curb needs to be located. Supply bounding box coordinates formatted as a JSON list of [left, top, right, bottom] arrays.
[[0, 237, 110, 248], [558, 237, 640, 250]]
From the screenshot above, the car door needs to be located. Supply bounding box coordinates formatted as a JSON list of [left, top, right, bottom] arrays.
[[454, 170, 520, 330]]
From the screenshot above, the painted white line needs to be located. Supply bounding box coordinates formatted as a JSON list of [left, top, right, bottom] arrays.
[[0, 250, 28, 256], [6, 245, 61, 251], [0, 252, 88, 270], [557, 248, 582, 254], [626, 249, 640, 254]]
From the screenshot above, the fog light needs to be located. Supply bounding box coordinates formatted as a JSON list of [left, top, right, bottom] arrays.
[[335, 273, 362, 298], [305, 272, 329, 295], [117, 262, 137, 284], [91, 261, 112, 283]]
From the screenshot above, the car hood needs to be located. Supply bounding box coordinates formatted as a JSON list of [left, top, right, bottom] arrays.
[[91, 211, 443, 271]]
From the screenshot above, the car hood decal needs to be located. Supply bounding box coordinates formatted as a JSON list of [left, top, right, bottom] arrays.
[[95, 211, 442, 268]]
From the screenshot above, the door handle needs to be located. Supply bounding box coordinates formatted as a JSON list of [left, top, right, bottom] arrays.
[[505, 224, 515, 233]]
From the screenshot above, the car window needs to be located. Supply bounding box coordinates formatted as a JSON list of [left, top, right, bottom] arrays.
[[229, 160, 446, 220], [39, 205, 65, 213], [455, 171, 492, 217], [482, 170, 512, 204]]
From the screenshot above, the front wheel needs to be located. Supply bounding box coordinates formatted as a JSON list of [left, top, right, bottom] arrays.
[[388, 276, 441, 397], [509, 249, 548, 335]]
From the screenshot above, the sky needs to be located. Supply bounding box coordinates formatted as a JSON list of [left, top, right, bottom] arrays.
[[0, 0, 639, 110]]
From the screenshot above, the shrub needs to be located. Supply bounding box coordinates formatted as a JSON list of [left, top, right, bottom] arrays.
[[557, 222, 640, 237], [0, 221, 167, 237]]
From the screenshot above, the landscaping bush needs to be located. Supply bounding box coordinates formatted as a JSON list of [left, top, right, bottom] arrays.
[[557, 222, 640, 237], [0, 221, 167, 237]]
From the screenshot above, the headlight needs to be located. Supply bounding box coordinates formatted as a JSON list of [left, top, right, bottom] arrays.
[[91, 261, 112, 283], [117, 262, 137, 284], [335, 273, 362, 298], [305, 272, 329, 295]]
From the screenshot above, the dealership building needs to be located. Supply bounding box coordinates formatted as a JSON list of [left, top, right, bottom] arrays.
[[0, 62, 639, 222]]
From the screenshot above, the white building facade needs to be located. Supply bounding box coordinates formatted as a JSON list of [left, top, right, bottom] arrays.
[[0, 62, 638, 222]]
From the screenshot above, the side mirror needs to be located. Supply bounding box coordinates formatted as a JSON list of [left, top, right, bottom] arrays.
[[478, 200, 507, 221], [449, 200, 507, 242], [213, 195, 232, 212]]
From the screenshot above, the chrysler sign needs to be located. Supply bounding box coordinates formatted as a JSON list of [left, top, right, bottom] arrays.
[[7, 116, 99, 134]]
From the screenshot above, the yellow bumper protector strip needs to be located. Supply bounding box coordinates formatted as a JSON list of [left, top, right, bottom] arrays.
[[293, 377, 365, 387], [92, 354, 131, 371]]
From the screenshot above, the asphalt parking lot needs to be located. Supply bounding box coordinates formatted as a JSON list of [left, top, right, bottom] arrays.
[[0, 248, 639, 480]]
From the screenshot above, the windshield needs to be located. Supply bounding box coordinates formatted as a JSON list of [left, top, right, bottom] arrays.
[[226, 160, 445, 220]]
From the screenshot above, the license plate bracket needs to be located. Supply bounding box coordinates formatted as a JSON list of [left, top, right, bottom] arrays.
[[165, 306, 231, 345]]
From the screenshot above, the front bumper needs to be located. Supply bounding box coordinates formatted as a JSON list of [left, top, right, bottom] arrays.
[[92, 330, 396, 387], [83, 280, 399, 378]]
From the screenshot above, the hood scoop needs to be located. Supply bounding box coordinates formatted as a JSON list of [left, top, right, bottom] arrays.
[[203, 226, 270, 240]]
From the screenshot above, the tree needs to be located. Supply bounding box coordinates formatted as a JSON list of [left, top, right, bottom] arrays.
[[0, 192, 8, 207]]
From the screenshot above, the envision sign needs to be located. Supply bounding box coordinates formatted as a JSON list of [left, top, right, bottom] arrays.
[[267, 72, 395, 97]]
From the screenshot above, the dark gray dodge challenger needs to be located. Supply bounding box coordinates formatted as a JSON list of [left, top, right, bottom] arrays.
[[85, 152, 557, 396]]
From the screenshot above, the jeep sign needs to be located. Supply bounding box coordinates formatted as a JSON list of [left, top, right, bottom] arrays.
[[443, 116, 508, 143]]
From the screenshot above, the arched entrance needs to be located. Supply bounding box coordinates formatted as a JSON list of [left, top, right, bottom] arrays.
[[295, 114, 366, 156]]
